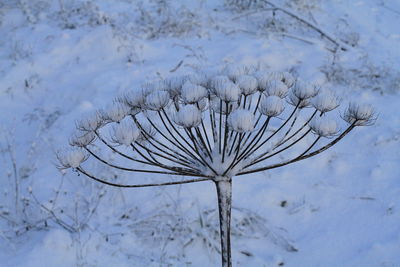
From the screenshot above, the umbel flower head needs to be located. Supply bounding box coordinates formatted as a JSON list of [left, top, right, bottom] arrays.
[[61, 65, 375, 176], [59, 64, 374, 267]]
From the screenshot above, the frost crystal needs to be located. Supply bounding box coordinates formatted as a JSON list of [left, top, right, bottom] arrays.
[[174, 104, 202, 128], [111, 121, 140, 146], [77, 112, 104, 132], [344, 103, 375, 126], [181, 81, 208, 104], [309, 116, 339, 137], [69, 131, 96, 147], [57, 148, 88, 169], [103, 103, 131, 122], [259, 96, 285, 117], [312, 90, 339, 113], [228, 109, 255, 132], [236, 75, 258, 96], [265, 80, 289, 98], [145, 91, 170, 110]]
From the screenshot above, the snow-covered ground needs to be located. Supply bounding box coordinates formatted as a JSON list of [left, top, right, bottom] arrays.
[[1, 0, 399, 266]]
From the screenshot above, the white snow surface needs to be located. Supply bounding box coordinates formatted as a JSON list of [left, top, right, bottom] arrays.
[[1, 0, 400, 266]]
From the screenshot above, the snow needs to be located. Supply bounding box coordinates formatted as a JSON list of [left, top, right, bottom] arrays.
[[1, 0, 400, 266]]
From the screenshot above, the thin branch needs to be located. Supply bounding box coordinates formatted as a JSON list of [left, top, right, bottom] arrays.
[[237, 123, 356, 176], [77, 167, 211, 188]]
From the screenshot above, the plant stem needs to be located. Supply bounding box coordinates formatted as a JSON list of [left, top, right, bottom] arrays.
[[215, 178, 232, 267]]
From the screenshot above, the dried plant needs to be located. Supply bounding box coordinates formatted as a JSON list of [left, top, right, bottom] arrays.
[[58, 65, 374, 266]]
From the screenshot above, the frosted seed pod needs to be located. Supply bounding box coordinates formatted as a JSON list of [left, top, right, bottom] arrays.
[[224, 65, 249, 81], [292, 80, 318, 100], [187, 73, 209, 87], [309, 116, 339, 137], [236, 75, 258, 96], [103, 103, 131, 122], [259, 96, 285, 117], [69, 131, 96, 147], [210, 75, 231, 94], [197, 98, 208, 111], [57, 148, 88, 169], [343, 102, 375, 126], [164, 76, 187, 97], [265, 80, 289, 98], [281, 72, 295, 88], [118, 89, 147, 109], [288, 91, 310, 108], [77, 112, 104, 132], [145, 91, 170, 110], [111, 121, 140, 146], [210, 97, 238, 114], [174, 105, 202, 128], [254, 71, 270, 92], [181, 81, 208, 104], [214, 81, 241, 102], [228, 109, 255, 133], [311, 90, 340, 112]]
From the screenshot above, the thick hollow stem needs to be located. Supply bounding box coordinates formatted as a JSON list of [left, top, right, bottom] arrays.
[[214, 178, 233, 267]]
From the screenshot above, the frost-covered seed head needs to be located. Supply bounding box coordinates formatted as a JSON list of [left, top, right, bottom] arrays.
[[187, 73, 209, 87], [228, 109, 255, 133], [210, 75, 231, 94], [111, 121, 140, 146], [288, 92, 311, 108], [224, 65, 249, 81], [57, 148, 88, 169], [312, 90, 340, 113], [69, 131, 96, 147], [102, 103, 131, 122], [292, 81, 319, 100], [281, 72, 295, 88], [265, 80, 289, 98], [254, 71, 270, 92], [343, 102, 375, 126], [236, 75, 258, 96], [309, 116, 339, 137], [174, 105, 202, 128], [259, 96, 285, 117], [214, 81, 241, 102], [77, 112, 104, 132], [164, 76, 187, 97], [145, 91, 170, 110], [181, 81, 208, 104], [118, 89, 147, 109]]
